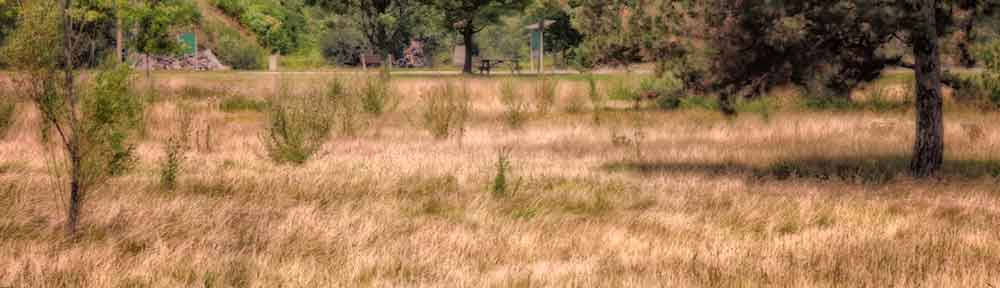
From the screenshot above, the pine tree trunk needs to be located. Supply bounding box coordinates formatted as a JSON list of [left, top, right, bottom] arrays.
[[910, 0, 945, 178]]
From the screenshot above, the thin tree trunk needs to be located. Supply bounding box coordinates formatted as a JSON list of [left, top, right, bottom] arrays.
[[910, 0, 945, 178], [61, 0, 83, 236], [462, 29, 474, 74]]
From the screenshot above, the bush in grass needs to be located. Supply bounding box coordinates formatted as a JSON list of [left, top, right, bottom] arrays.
[[499, 80, 530, 129], [360, 75, 396, 116], [954, 41, 1000, 110], [81, 62, 146, 176], [160, 104, 193, 190], [420, 83, 470, 139], [534, 77, 558, 115], [491, 147, 515, 198], [262, 85, 331, 164]]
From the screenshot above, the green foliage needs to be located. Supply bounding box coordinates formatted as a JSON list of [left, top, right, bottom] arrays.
[[160, 104, 193, 190], [211, 0, 306, 54], [319, 16, 367, 65], [570, 0, 645, 66], [491, 147, 513, 198], [499, 80, 529, 129], [1, 0, 61, 71], [262, 84, 332, 164], [523, 0, 582, 56], [422, 0, 531, 72], [81, 63, 146, 177], [204, 20, 266, 69], [954, 40, 1000, 110], [360, 74, 396, 115], [419, 82, 470, 139], [478, 16, 528, 59], [0, 0, 18, 62], [127, 0, 202, 55]]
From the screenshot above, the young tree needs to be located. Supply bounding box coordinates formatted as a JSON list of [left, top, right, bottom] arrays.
[[3, 0, 178, 236], [421, 0, 532, 73]]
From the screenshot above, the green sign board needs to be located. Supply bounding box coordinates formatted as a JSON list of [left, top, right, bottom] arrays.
[[178, 32, 197, 56], [530, 30, 541, 52]]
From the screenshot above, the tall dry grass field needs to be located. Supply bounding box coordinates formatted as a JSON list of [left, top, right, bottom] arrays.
[[1, 72, 999, 287]]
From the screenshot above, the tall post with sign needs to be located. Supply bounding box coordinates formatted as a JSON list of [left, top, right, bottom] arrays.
[[527, 20, 555, 75]]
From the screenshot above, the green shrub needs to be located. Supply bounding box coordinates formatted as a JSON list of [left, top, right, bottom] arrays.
[[491, 147, 516, 198], [656, 95, 682, 110], [81, 62, 147, 177], [320, 16, 367, 66], [360, 75, 396, 115], [954, 40, 1000, 111], [533, 77, 558, 115], [160, 105, 193, 190], [216, 34, 265, 70], [211, 0, 305, 54], [262, 85, 331, 164], [420, 83, 470, 139], [499, 80, 530, 129], [219, 97, 268, 112]]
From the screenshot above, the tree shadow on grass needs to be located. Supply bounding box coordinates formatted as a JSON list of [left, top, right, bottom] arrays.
[[604, 155, 1000, 185]]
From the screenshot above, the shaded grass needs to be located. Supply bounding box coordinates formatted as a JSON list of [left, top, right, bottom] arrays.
[[606, 156, 1000, 185]]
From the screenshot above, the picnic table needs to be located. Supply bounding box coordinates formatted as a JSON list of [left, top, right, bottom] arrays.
[[477, 58, 521, 75]]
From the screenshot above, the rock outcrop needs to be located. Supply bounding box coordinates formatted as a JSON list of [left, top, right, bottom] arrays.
[[133, 49, 229, 71]]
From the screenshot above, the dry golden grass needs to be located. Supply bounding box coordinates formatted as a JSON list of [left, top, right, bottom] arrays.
[[1, 72, 1000, 287]]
